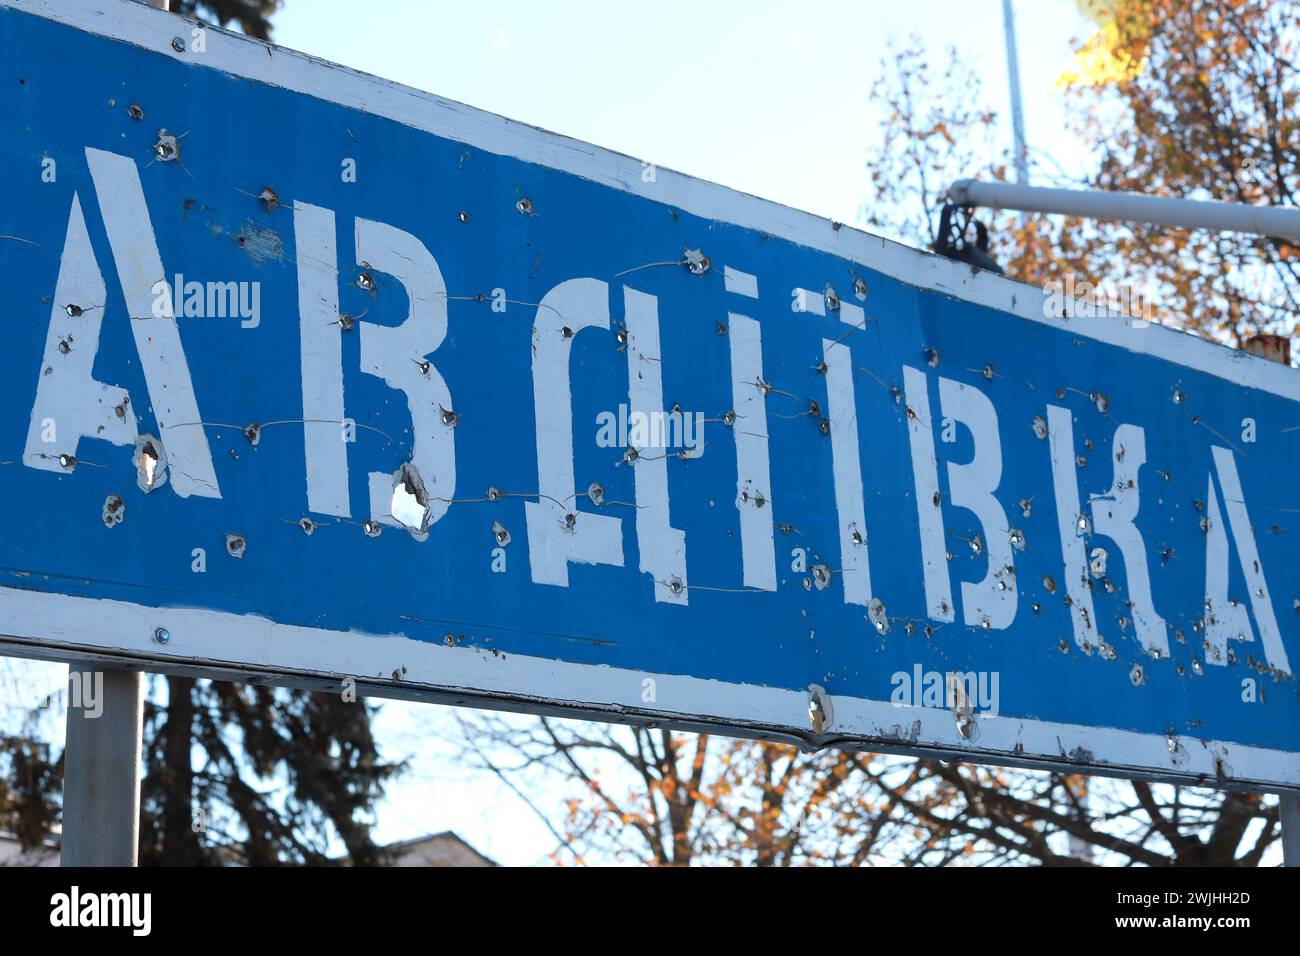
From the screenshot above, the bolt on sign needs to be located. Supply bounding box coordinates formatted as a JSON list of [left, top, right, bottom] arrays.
[[1, 0, 1297, 791]]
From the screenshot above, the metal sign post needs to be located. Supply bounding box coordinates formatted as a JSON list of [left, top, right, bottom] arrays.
[[61, 668, 143, 866]]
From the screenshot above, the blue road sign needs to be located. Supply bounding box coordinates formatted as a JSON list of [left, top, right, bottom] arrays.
[[1, 0, 1296, 790]]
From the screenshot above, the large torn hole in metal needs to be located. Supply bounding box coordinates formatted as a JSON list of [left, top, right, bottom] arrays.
[[390, 462, 431, 540], [132, 435, 168, 492]]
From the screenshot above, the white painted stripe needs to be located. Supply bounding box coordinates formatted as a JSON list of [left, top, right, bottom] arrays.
[[723, 266, 758, 299], [1047, 404, 1099, 650], [823, 338, 872, 606], [729, 314, 776, 591], [902, 365, 953, 622], [0, 582, 1294, 790], [624, 287, 687, 605], [294, 202, 350, 518], [1212, 445, 1290, 674], [85, 147, 221, 499]]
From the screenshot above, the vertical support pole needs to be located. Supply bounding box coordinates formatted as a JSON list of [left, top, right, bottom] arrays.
[[1001, 0, 1029, 184], [61, 668, 144, 867], [1282, 793, 1300, 867]]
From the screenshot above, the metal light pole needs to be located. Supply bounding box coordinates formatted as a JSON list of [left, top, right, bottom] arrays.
[[1001, 0, 1029, 184]]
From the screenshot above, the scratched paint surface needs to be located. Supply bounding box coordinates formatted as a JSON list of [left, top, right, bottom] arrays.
[[0, 8, 1296, 763]]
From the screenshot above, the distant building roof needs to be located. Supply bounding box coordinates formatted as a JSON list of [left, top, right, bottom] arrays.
[[383, 831, 497, 867]]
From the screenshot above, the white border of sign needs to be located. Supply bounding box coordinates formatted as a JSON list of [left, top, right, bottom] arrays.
[[1, 0, 1297, 792]]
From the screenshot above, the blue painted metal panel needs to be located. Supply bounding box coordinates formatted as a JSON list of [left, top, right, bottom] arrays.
[[0, 3, 1295, 786]]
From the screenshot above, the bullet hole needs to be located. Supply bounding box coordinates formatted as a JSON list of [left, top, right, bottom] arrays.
[[723, 410, 737, 426], [127, 103, 144, 121], [257, 187, 279, 212], [1172, 388, 1186, 405], [624, 446, 639, 464], [1089, 547, 1107, 577], [1199, 515, 1212, 534], [1191, 659, 1204, 676], [1083, 438, 1094, 452], [982, 363, 995, 380], [924, 348, 939, 367], [515, 197, 533, 215], [1192, 498, 1205, 513], [443, 633, 458, 647], [1100, 642, 1117, 660], [683, 249, 710, 275], [816, 361, 828, 375], [337, 313, 356, 333], [756, 380, 773, 397], [133, 435, 167, 492], [363, 520, 382, 537], [1077, 514, 1091, 534], [1031, 416, 1048, 439], [440, 406, 460, 428], [1160, 546, 1175, 562], [1149, 646, 1163, 660], [244, 422, 262, 445], [560, 326, 574, 339], [807, 399, 822, 418], [668, 577, 684, 596], [102, 494, 125, 528], [615, 329, 628, 348], [807, 684, 833, 734], [171, 36, 187, 53], [225, 534, 246, 559], [889, 386, 902, 405], [64, 304, 84, 317], [587, 483, 605, 505], [299, 517, 317, 535], [932, 491, 941, 507], [716, 321, 728, 336], [416, 360, 431, 375], [391, 462, 431, 539], [1059, 638, 1069, 653], [486, 486, 503, 502], [811, 564, 831, 590], [853, 277, 868, 301], [979, 617, 991, 629], [906, 407, 917, 421], [868, 598, 889, 634], [850, 527, 865, 545], [818, 418, 830, 435], [970, 534, 985, 556], [1129, 662, 1146, 686], [1009, 527, 1025, 550], [492, 520, 511, 546], [1043, 575, 1057, 594], [564, 513, 577, 531], [753, 491, 767, 508], [153, 129, 180, 162], [356, 271, 376, 293], [458, 211, 470, 224], [114, 397, 130, 419], [1019, 498, 1033, 518], [1032, 602, 1042, 613], [1055, 387, 1066, 399], [824, 285, 841, 312], [1093, 392, 1110, 413], [58, 337, 71, 354], [955, 710, 976, 740]]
